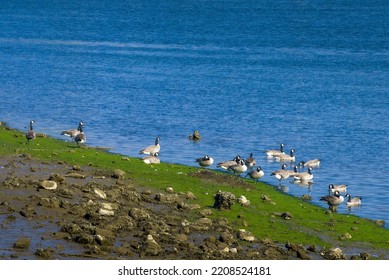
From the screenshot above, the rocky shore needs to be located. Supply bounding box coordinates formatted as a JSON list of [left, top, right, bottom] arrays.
[[0, 153, 383, 260]]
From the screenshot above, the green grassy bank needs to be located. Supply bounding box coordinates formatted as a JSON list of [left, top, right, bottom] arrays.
[[1, 122, 388, 255]]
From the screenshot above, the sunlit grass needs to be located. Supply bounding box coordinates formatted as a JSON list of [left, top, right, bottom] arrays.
[[1, 123, 388, 252]]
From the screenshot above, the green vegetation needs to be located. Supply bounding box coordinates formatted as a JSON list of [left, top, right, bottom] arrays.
[[1, 123, 388, 254]]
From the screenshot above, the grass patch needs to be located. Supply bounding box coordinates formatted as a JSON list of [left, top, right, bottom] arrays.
[[1, 123, 389, 253]]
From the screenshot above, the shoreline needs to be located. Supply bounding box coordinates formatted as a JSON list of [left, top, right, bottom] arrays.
[[1, 122, 388, 260]]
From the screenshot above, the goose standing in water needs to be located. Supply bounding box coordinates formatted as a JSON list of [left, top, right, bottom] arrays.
[[274, 148, 295, 162], [246, 166, 264, 182], [61, 121, 83, 141], [195, 155, 214, 168], [26, 120, 36, 143], [320, 190, 344, 211], [74, 123, 86, 147], [345, 194, 362, 207], [328, 184, 348, 193], [271, 164, 296, 183], [139, 137, 160, 155], [293, 167, 313, 182], [266, 143, 285, 158], [299, 159, 321, 169]]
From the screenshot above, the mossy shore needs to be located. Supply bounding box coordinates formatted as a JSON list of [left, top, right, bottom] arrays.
[[0, 122, 388, 260]]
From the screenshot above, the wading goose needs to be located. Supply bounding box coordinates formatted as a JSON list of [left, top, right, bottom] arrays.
[[299, 159, 321, 168], [141, 152, 160, 164], [328, 184, 348, 193], [345, 194, 362, 207], [274, 148, 295, 162], [228, 159, 247, 176], [195, 155, 214, 167], [271, 164, 295, 183], [217, 155, 242, 170], [246, 166, 264, 182], [26, 120, 36, 143], [293, 167, 313, 181], [245, 153, 256, 168], [74, 124, 86, 147], [320, 190, 344, 211], [139, 137, 160, 155], [61, 121, 83, 140], [266, 143, 285, 157]]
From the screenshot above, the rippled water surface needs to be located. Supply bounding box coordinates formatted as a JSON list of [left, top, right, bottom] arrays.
[[1, 0, 388, 226]]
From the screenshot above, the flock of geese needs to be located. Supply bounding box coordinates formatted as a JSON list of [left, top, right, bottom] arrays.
[[24, 121, 361, 211], [194, 143, 362, 212]]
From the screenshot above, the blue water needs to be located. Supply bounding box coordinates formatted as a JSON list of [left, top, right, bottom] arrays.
[[0, 0, 388, 227]]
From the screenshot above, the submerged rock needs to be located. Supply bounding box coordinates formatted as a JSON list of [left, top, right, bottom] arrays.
[[13, 238, 31, 249]]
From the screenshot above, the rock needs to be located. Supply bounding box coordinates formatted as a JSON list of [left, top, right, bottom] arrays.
[[281, 212, 292, 220], [186, 191, 197, 200], [200, 209, 213, 216], [175, 234, 189, 243], [112, 169, 125, 179], [13, 238, 30, 249], [238, 195, 250, 206], [39, 180, 58, 190], [238, 229, 255, 242], [375, 220, 385, 227], [48, 173, 65, 184], [155, 193, 179, 204], [285, 242, 310, 260], [219, 232, 234, 243], [213, 190, 236, 210], [165, 187, 174, 193], [143, 234, 162, 256], [94, 188, 107, 199], [61, 223, 82, 235], [35, 248, 53, 259], [321, 247, 346, 260], [65, 172, 86, 179], [129, 208, 150, 221], [99, 208, 115, 216], [301, 194, 312, 201], [339, 232, 352, 240], [261, 194, 272, 202]]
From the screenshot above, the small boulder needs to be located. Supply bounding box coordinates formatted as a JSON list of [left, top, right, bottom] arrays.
[[39, 180, 58, 190]]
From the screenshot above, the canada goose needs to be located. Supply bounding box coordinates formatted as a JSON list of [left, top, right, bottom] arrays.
[[293, 167, 313, 181], [141, 152, 160, 164], [74, 123, 86, 146], [300, 159, 321, 168], [246, 166, 264, 182], [139, 137, 160, 155], [217, 155, 242, 170], [195, 155, 214, 167], [61, 121, 83, 140], [266, 143, 285, 157], [189, 130, 201, 141], [245, 153, 256, 168], [228, 159, 247, 176], [26, 120, 36, 143], [274, 148, 295, 162], [320, 190, 344, 211], [345, 194, 362, 207], [328, 184, 348, 193], [271, 164, 295, 183]]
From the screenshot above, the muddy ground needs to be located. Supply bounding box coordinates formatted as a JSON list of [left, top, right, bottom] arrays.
[[0, 154, 377, 260]]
